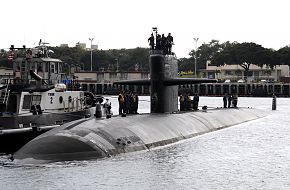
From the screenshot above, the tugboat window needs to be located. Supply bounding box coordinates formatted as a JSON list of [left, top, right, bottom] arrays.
[[22, 95, 42, 109], [45, 62, 49, 72], [59, 96, 63, 104]]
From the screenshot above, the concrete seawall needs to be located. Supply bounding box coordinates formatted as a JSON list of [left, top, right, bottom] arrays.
[[14, 108, 267, 164]]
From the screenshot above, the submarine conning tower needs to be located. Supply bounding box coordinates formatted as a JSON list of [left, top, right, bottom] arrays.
[[150, 53, 178, 113], [113, 51, 217, 114]]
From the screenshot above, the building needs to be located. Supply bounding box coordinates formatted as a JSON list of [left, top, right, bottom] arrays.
[[200, 62, 289, 82], [76, 42, 86, 49], [60, 44, 69, 47], [0, 68, 14, 84], [91, 44, 98, 50]]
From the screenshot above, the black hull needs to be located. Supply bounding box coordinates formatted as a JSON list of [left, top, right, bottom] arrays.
[[14, 108, 268, 164], [0, 108, 94, 154], [0, 127, 50, 154]]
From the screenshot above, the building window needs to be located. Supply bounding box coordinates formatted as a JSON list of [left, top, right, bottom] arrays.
[[45, 62, 49, 72], [97, 73, 104, 82], [109, 73, 117, 79], [120, 73, 128, 80], [51, 63, 55, 73], [55, 62, 59, 73], [225, 71, 233, 76], [141, 73, 148, 79]]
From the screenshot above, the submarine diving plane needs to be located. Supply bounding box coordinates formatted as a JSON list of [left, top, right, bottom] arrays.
[[13, 49, 267, 164]]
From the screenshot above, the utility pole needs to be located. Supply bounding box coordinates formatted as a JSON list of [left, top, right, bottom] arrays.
[[89, 38, 94, 72], [115, 58, 119, 72], [193, 38, 199, 78]]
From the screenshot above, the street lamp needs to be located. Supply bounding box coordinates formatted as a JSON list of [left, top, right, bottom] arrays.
[[89, 38, 94, 72], [193, 37, 199, 78], [115, 58, 119, 72]]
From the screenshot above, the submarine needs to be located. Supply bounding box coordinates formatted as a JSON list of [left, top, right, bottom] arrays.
[[13, 50, 267, 164]]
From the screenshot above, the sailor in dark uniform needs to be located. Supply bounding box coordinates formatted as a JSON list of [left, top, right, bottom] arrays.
[[148, 33, 155, 50], [232, 94, 238, 107], [228, 94, 232, 108], [193, 93, 199, 110], [118, 91, 125, 115], [223, 93, 228, 108], [156, 34, 162, 50], [161, 34, 167, 54], [166, 33, 174, 54], [179, 94, 185, 111]]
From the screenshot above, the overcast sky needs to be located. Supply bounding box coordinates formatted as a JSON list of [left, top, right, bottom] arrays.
[[1, 0, 290, 58]]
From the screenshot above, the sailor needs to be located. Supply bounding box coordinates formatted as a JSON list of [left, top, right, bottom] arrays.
[[103, 98, 112, 115], [166, 33, 174, 54], [132, 92, 139, 114], [118, 91, 125, 115], [156, 34, 162, 50], [179, 94, 185, 111], [232, 94, 238, 108], [223, 93, 228, 108], [228, 94, 232, 108], [161, 34, 167, 54], [148, 33, 155, 50], [193, 93, 199, 110], [129, 92, 134, 114], [183, 94, 188, 111], [186, 93, 191, 111], [125, 91, 131, 114]]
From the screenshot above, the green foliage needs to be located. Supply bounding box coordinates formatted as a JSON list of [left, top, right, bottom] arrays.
[[211, 42, 280, 71], [50, 46, 150, 72], [189, 40, 225, 70], [277, 46, 290, 66], [178, 57, 194, 72]]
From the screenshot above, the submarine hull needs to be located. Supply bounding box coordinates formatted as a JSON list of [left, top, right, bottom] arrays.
[[14, 108, 267, 164]]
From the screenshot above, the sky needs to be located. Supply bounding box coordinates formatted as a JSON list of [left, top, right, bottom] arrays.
[[1, 0, 290, 58]]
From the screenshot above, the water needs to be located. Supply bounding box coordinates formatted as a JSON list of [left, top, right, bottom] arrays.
[[1, 96, 290, 190]]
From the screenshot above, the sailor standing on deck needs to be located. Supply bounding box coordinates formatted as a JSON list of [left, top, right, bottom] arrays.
[[223, 93, 228, 108], [161, 34, 167, 54], [232, 94, 238, 107], [166, 33, 174, 54], [103, 98, 112, 115], [132, 92, 139, 114], [179, 94, 185, 111], [156, 34, 162, 50], [228, 94, 232, 108], [193, 93, 199, 110], [118, 91, 125, 115], [148, 33, 155, 50]]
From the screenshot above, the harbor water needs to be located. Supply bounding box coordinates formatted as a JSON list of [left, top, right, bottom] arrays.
[[1, 96, 290, 190]]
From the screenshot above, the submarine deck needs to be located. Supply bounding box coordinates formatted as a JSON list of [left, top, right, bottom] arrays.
[[14, 107, 267, 164]]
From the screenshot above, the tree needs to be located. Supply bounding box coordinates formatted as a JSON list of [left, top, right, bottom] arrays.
[[177, 57, 194, 72], [277, 46, 290, 66], [211, 42, 272, 80], [189, 40, 224, 70]]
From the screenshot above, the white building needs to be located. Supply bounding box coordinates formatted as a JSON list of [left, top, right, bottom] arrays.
[[199, 62, 289, 82], [74, 71, 149, 84]]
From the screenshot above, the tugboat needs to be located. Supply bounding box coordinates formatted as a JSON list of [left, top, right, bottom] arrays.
[[0, 41, 98, 154]]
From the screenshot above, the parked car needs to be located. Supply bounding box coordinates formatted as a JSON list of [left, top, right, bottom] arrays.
[[224, 79, 231, 83], [237, 79, 245, 83]]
